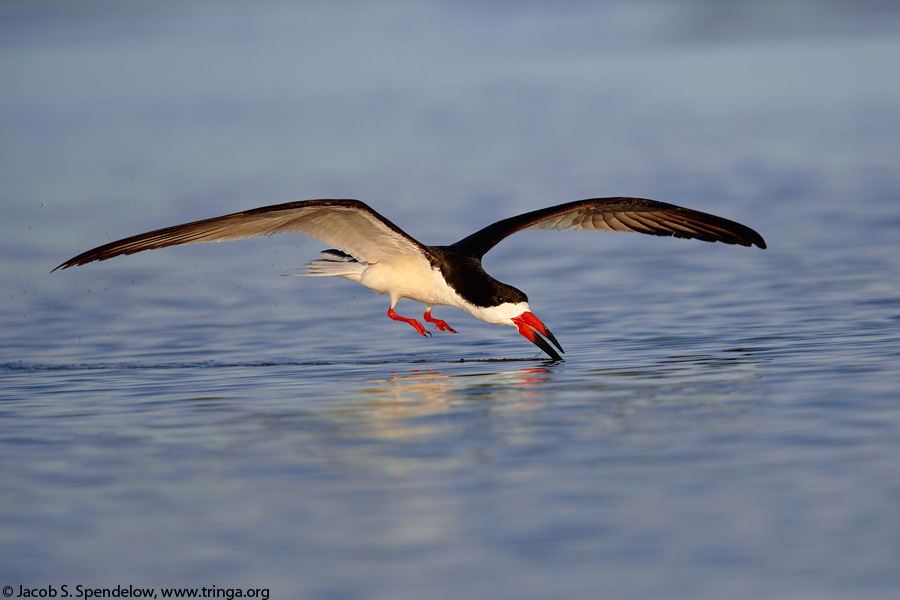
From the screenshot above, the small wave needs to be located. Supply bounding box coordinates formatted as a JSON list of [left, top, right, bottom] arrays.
[[0, 355, 550, 373]]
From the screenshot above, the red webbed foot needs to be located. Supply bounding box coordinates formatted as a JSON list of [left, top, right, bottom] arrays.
[[424, 307, 457, 333], [388, 307, 431, 337]]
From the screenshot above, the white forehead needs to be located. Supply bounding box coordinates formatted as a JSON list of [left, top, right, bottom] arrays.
[[464, 301, 531, 326]]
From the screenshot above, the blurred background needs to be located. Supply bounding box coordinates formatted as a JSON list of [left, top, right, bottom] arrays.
[[4, 0, 898, 250]]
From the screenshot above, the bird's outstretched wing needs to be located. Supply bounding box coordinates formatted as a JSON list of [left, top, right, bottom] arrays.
[[451, 197, 766, 258], [54, 199, 430, 270]]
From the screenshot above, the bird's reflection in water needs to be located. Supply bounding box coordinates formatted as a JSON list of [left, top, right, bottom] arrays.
[[331, 364, 553, 441]]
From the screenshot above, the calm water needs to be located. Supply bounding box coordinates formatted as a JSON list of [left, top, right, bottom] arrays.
[[2, 2, 900, 599]]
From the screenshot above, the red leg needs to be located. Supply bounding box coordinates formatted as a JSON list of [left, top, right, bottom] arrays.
[[388, 307, 430, 337], [423, 307, 456, 333]]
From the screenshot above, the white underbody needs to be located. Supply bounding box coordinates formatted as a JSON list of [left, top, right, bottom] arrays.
[[299, 251, 528, 326]]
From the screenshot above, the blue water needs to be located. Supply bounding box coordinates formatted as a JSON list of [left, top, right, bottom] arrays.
[[3, 2, 900, 599]]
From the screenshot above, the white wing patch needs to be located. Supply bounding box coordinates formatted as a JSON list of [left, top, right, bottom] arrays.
[[249, 205, 424, 264]]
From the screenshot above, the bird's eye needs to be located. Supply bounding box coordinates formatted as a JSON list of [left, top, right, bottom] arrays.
[[497, 295, 504, 303]]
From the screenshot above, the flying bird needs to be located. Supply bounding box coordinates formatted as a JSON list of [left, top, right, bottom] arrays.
[[54, 198, 766, 360]]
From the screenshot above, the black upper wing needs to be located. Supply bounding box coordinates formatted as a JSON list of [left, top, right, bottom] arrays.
[[451, 197, 766, 258]]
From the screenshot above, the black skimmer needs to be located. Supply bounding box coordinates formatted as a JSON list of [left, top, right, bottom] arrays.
[[54, 198, 765, 360]]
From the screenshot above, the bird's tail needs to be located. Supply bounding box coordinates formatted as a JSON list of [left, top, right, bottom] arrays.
[[293, 249, 366, 281]]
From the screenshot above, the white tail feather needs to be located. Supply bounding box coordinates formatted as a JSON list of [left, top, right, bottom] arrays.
[[295, 249, 367, 279]]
